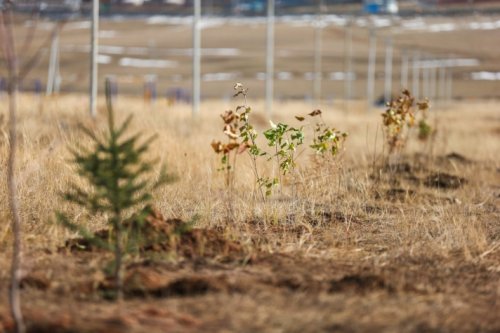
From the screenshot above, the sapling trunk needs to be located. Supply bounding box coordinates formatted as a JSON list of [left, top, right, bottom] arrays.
[[241, 93, 265, 202], [113, 215, 124, 301], [7, 75, 25, 333], [107, 82, 124, 301], [6, 56, 25, 333], [274, 145, 283, 195]]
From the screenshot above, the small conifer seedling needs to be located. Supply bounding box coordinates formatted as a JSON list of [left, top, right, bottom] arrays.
[[57, 79, 172, 301]]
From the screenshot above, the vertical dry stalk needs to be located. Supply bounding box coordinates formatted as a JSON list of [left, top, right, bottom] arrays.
[[113, 215, 124, 302], [0, 3, 26, 333]]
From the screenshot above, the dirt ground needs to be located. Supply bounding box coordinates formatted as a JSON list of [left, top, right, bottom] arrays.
[[1, 196, 499, 333], [0, 249, 499, 333], [0, 94, 499, 332]]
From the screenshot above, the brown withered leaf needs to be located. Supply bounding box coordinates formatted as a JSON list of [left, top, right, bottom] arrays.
[[295, 116, 305, 121], [211, 141, 223, 153], [225, 142, 240, 153], [417, 100, 430, 110], [223, 124, 239, 140], [221, 110, 239, 124], [309, 109, 322, 117]]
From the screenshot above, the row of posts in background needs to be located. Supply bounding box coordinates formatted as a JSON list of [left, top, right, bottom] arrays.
[[298, 3, 457, 114], [365, 32, 455, 112], [43, 5, 455, 111], [89, 0, 459, 116], [79, 1, 468, 117], [318, 19, 457, 112], [3, 58, 453, 107], [93, 76, 191, 105], [0, 76, 189, 105]]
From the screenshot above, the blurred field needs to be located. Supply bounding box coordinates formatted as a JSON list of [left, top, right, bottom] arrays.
[[0, 93, 499, 332], [4, 13, 500, 101]]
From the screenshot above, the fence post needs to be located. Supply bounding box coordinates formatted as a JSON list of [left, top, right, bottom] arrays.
[[422, 55, 429, 99], [430, 61, 437, 100], [46, 28, 59, 96], [89, 0, 99, 118], [266, 0, 275, 116], [438, 64, 446, 105], [366, 27, 376, 112], [412, 51, 420, 99], [192, 0, 201, 117], [384, 35, 393, 103], [313, 23, 323, 105], [344, 19, 353, 111], [400, 48, 408, 90], [446, 67, 453, 105]]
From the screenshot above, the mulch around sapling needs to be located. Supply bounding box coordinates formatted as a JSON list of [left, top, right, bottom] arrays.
[[63, 206, 244, 260]]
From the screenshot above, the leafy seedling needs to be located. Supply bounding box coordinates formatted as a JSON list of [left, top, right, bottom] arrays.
[[381, 89, 419, 154]]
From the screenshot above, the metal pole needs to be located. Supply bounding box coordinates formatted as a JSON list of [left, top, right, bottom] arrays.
[[430, 62, 437, 100], [412, 51, 420, 99], [446, 67, 453, 104], [46, 28, 59, 96], [344, 19, 353, 110], [266, 0, 275, 116], [89, 0, 99, 118], [400, 48, 408, 90], [54, 32, 61, 93], [384, 36, 393, 103], [313, 0, 324, 105], [366, 28, 376, 112], [422, 56, 429, 98], [438, 65, 446, 104], [192, 0, 201, 117]]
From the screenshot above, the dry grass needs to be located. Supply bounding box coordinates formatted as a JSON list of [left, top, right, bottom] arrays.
[[0, 94, 499, 332]]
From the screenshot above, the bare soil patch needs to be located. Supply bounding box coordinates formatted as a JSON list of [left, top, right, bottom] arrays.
[[1, 249, 498, 333]]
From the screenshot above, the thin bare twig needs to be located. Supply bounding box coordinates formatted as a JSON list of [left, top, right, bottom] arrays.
[[0, 2, 25, 333]]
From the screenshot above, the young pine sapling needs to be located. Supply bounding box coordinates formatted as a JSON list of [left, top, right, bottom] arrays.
[[57, 79, 173, 301]]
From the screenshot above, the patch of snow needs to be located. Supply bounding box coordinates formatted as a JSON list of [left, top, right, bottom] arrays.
[[119, 57, 177, 68], [277, 72, 293, 80], [98, 54, 112, 65], [127, 47, 149, 56], [428, 23, 456, 32], [202, 72, 239, 82], [372, 17, 392, 28], [256, 72, 266, 81], [418, 58, 480, 68], [99, 30, 117, 39], [471, 71, 500, 80], [329, 72, 356, 80], [468, 20, 500, 30], [66, 21, 91, 30], [100, 45, 126, 55], [401, 19, 426, 31]]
